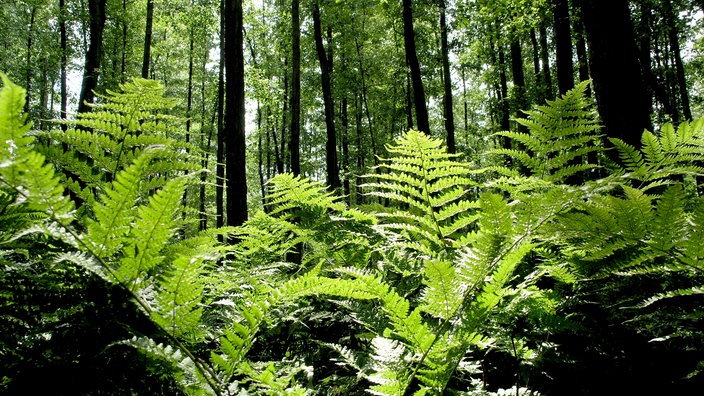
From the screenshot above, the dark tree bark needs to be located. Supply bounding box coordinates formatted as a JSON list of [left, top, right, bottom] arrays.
[[530, 28, 544, 102], [440, 0, 455, 153], [579, 0, 652, 152], [312, 2, 340, 189], [664, 0, 692, 120], [182, 34, 194, 218], [341, 96, 351, 202], [553, 0, 574, 95], [538, 23, 554, 99], [224, 0, 248, 229], [216, 0, 225, 231], [405, 70, 414, 129], [290, 0, 301, 176], [572, 2, 591, 96], [509, 33, 527, 131], [25, 6, 36, 114], [78, 0, 107, 114], [142, 0, 154, 78], [402, 0, 430, 134], [494, 36, 511, 134], [59, 0, 68, 125], [121, 0, 127, 76]]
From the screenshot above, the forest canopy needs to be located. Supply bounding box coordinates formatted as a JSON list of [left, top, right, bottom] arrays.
[[2, 0, 704, 395]]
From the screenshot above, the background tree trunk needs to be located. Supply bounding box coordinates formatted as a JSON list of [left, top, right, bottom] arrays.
[[579, 0, 652, 153], [313, 2, 340, 189], [142, 0, 154, 78], [553, 0, 574, 95], [224, 0, 248, 229], [440, 0, 456, 153], [402, 0, 430, 134], [290, 0, 302, 176], [77, 0, 107, 114]]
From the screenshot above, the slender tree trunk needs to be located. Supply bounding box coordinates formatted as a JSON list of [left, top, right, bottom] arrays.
[[354, 36, 378, 165], [224, 0, 248, 229], [402, 0, 430, 134], [199, 51, 211, 232], [664, 0, 691, 120], [510, 33, 527, 131], [312, 2, 340, 189], [538, 23, 554, 99], [25, 7, 36, 114], [341, 96, 351, 202], [78, 0, 107, 114], [497, 41, 511, 134], [440, 0, 455, 153], [579, 0, 652, 153], [572, 2, 591, 97], [121, 0, 127, 77], [142, 0, 154, 78], [290, 0, 301, 176], [530, 28, 543, 102], [216, 0, 226, 231], [405, 70, 414, 129], [277, 58, 287, 175], [553, 0, 574, 95], [59, 0, 68, 126], [182, 34, 194, 218], [355, 94, 365, 205]]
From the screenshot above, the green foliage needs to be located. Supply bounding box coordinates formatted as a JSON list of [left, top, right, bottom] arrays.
[[3, 76, 703, 395], [490, 81, 602, 183], [39, 78, 200, 206]]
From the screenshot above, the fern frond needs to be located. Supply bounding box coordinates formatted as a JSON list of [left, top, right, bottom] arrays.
[[119, 175, 188, 289], [490, 81, 602, 183]]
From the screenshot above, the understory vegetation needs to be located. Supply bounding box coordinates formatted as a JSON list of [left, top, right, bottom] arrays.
[[1, 75, 703, 395]]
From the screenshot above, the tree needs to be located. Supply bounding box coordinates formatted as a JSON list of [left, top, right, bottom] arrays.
[[312, 1, 340, 189], [290, 0, 301, 176], [579, 0, 652, 151], [224, 0, 248, 228], [142, 0, 154, 78], [402, 0, 430, 134], [77, 0, 107, 114], [553, 0, 574, 95], [440, 0, 456, 153]]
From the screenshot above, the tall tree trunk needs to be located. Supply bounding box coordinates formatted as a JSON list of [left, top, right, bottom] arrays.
[[440, 0, 455, 153], [182, 34, 194, 219], [341, 96, 351, 202], [538, 23, 554, 99], [664, 0, 692, 120], [59, 0, 68, 126], [224, 0, 248, 229], [402, 0, 430, 134], [121, 0, 127, 77], [553, 0, 574, 95], [78, 0, 107, 114], [277, 58, 288, 175], [405, 70, 414, 129], [572, 2, 591, 96], [25, 7, 36, 114], [312, 2, 340, 189], [290, 0, 302, 176], [216, 0, 226, 231], [142, 0, 154, 78], [530, 28, 544, 102], [579, 0, 652, 153], [509, 33, 527, 131]]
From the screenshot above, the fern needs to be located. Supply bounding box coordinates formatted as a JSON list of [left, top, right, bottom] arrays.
[[609, 117, 704, 190], [39, 78, 200, 205], [490, 81, 602, 183]]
